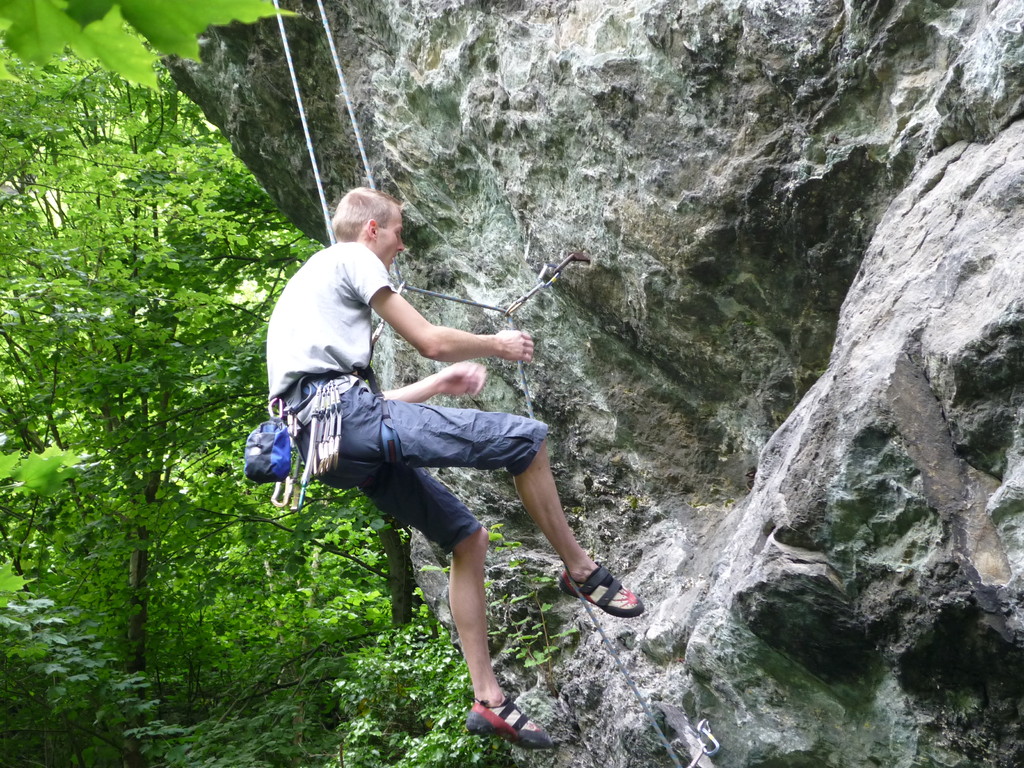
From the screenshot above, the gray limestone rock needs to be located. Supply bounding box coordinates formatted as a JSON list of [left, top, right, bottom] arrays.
[[168, 1, 1024, 765]]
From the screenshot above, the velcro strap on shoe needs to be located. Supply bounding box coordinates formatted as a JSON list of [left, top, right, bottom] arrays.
[[578, 565, 621, 608], [495, 700, 528, 732], [565, 565, 618, 606]]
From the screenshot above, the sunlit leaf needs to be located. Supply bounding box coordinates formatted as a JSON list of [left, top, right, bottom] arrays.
[[1, 0, 83, 63], [13, 447, 78, 496], [72, 5, 157, 88], [0, 561, 27, 593], [119, 0, 283, 60], [0, 0, 286, 86], [0, 453, 19, 480]]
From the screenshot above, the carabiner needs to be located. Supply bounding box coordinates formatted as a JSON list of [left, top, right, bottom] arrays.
[[269, 397, 287, 419], [696, 719, 720, 757], [270, 476, 294, 508]]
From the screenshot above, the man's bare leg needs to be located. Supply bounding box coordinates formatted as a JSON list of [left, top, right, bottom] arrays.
[[449, 526, 503, 704], [513, 440, 599, 583], [451, 440, 600, 694], [451, 526, 554, 748], [514, 441, 643, 618]]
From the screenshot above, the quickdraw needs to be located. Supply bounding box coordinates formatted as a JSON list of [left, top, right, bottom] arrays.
[[305, 377, 349, 478], [690, 719, 720, 767], [391, 251, 592, 417]]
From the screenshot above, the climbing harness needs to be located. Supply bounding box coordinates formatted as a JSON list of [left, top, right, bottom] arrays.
[[564, 578, 720, 768], [270, 2, 589, 418], [281, 367, 400, 512]]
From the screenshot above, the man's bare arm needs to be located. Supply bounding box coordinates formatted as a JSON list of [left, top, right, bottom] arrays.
[[384, 361, 488, 403], [371, 287, 533, 363]]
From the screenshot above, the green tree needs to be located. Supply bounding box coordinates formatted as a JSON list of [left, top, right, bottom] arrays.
[[0, 52, 333, 766], [0, 52, 509, 768], [0, 0, 283, 86]]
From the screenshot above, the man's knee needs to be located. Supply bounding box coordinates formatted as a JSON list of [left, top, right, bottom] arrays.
[[513, 438, 547, 477], [455, 525, 489, 556]]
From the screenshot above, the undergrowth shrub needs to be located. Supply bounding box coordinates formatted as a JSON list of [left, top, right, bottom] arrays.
[[330, 614, 510, 768]]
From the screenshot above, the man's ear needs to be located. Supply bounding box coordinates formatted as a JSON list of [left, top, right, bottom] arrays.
[[366, 219, 378, 239]]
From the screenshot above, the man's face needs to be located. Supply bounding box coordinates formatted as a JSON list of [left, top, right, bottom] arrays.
[[371, 213, 404, 268]]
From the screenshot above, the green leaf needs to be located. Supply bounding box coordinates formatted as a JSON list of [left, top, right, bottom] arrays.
[[1, 0, 284, 86], [72, 5, 157, 88], [63, 0, 114, 26], [0, 452, 19, 480], [119, 0, 282, 60], [0, 561, 27, 593], [2, 0, 84, 63], [13, 446, 78, 495]]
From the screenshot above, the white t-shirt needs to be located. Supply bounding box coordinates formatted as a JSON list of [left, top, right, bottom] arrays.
[[266, 241, 394, 401]]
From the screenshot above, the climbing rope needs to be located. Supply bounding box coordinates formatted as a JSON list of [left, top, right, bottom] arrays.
[[312, 0, 376, 191], [271, 0, 335, 244], [565, 580, 720, 768]]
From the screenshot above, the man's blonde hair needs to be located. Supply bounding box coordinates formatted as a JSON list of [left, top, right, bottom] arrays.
[[332, 188, 403, 242]]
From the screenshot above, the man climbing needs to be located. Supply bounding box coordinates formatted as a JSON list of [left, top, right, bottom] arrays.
[[266, 187, 644, 749]]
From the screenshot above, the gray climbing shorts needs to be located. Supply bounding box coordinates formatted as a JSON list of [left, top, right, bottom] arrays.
[[294, 383, 548, 552]]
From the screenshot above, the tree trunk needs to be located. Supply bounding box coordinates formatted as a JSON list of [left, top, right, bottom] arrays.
[[125, 461, 158, 768], [123, 526, 148, 768], [377, 527, 413, 625]]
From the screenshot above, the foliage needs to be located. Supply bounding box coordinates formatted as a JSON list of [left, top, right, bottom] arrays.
[[183, 617, 510, 768], [488, 525, 578, 679], [0, 442, 78, 498], [0, 52, 518, 768], [327, 619, 510, 768], [2, 595, 160, 767], [0, 0, 284, 87]]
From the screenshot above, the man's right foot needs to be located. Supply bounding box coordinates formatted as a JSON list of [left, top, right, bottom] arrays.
[[465, 697, 555, 750], [559, 564, 645, 618]]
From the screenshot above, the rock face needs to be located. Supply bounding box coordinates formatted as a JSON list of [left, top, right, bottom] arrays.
[[170, 1, 1024, 766]]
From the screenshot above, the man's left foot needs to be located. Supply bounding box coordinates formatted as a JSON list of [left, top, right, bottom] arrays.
[[559, 564, 645, 618], [466, 697, 555, 749]]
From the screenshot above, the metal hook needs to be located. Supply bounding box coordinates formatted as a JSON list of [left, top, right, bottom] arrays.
[[696, 719, 720, 757], [505, 251, 592, 316], [270, 476, 294, 508]]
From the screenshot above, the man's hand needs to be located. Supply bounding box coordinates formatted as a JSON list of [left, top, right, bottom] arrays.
[[495, 329, 534, 362], [372, 289, 537, 364], [383, 362, 488, 403], [434, 361, 487, 396]]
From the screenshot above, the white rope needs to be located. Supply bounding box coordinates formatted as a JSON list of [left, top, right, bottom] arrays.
[[313, 0, 376, 190], [272, 0, 336, 244]]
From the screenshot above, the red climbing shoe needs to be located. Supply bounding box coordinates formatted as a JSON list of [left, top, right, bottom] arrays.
[[559, 564, 645, 618], [465, 697, 554, 750]]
